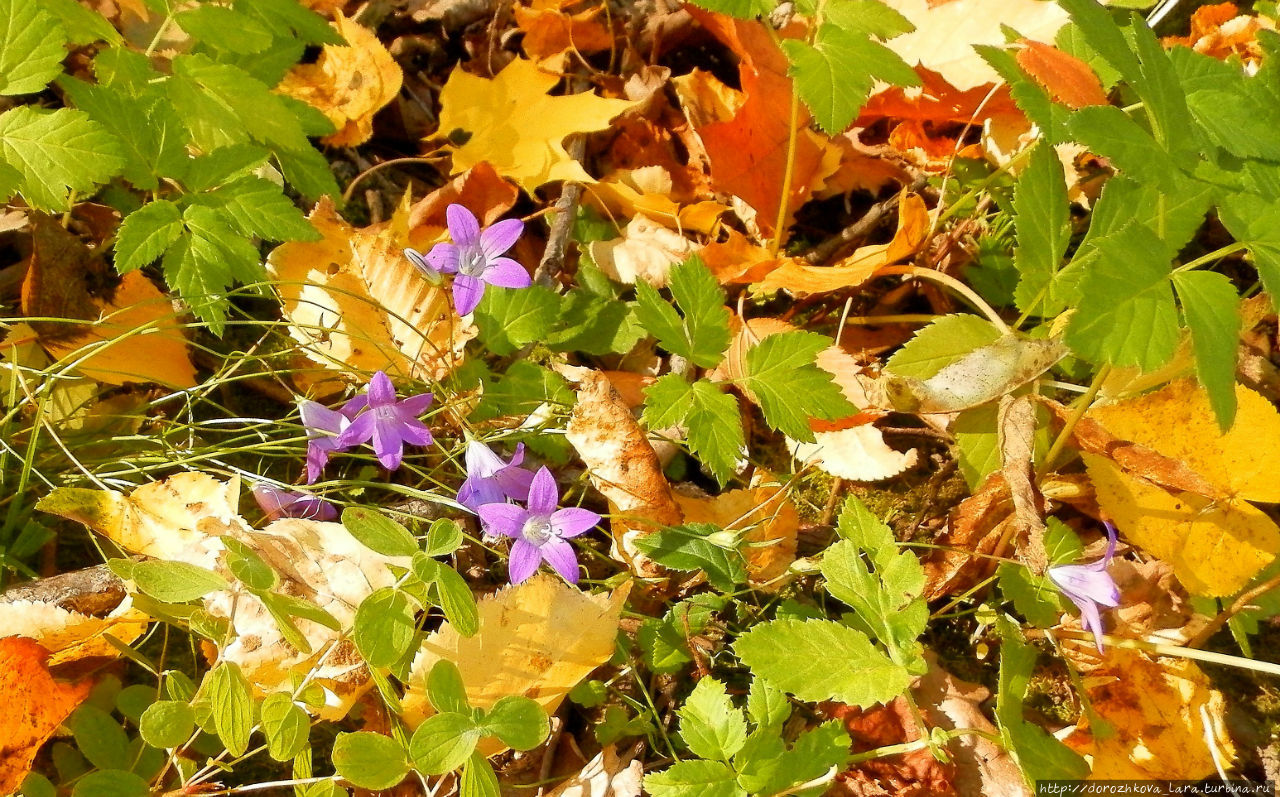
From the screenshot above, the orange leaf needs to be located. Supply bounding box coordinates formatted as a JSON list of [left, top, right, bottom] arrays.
[[0, 637, 94, 795], [1015, 40, 1108, 109], [674, 469, 799, 588], [275, 14, 403, 147], [756, 193, 931, 295], [515, 1, 614, 65], [699, 229, 789, 285], [406, 162, 520, 247]]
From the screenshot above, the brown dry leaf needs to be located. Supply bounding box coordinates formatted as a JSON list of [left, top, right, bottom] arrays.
[[1164, 3, 1275, 65], [564, 369, 682, 575], [1063, 649, 1234, 780], [1014, 40, 1108, 109], [275, 14, 403, 146], [1086, 379, 1280, 503], [402, 574, 629, 752], [546, 745, 644, 797], [268, 196, 476, 383], [698, 229, 791, 285], [0, 637, 95, 795], [880, 0, 1070, 91], [515, 0, 614, 66], [587, 214, 697, 286], [922, 472, 1012, 599], [828, 697, 959, 796], [1084, 453, 1280, 597], [756, 193, 931, 295], [674, 469, 799, 588], [37, 474, 413, 716], [406, 162, 520, 238], [999, 394, 1048, 574], [585, 167, 726, 236], [437, 57, 637, 192]]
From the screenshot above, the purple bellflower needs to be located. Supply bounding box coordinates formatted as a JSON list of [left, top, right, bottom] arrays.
[[477, 466, 600, 585], [457, 440, 535, 515], [253, 483, 338, 522], [300, 399, 361, 484], [418, 204, 530, 315], [1048, 521, 1121, 652], [336, 371, 434, 471]]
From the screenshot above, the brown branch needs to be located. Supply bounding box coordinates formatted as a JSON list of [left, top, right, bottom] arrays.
[[803, 178, 928, 266]]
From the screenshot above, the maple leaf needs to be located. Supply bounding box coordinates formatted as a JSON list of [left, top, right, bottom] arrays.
[[514, 0, 614, 67], [436, 58, 636, 191], [275, 14, 403, 147], [0, 637, 94, 795]]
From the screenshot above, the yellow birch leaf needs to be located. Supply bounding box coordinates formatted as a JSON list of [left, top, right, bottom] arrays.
[[1084, 453, 1280, 596], [1087, 379, 1280, 503], [0, 599, 149, 667], [275, 14, 403, 147], [437, 57, 637, 191], [402, 574, 629, 754]]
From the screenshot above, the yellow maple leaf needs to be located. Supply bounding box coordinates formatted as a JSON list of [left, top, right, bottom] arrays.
[[437, 58, 636, 191], [276, 14, 403, 147], [1085, 453, 1280, 596]]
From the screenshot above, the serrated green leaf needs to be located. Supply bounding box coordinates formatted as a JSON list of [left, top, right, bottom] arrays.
[[683, 0, 772, 19], [41, 0, 121, 45], [642, 376, 744, 486], [634, 257, 731, 368], [58, 78, 186, 191], [735, 618, 912, 707], [549, 290, 645, 355], [822, 0, 914, 38], [632, 523, 747, 592], [473, 284, 562, 355], [1172, 270, 1240, 430], [115, 201, 184, 273], [884, 315, 1003, 380], [332, 732, 409, 790], [276, 143, 341, 202], [207, 662, 253, 757], [175, 5, 273, 54], [678, 678, 747, 761], [240, 0, 344, 45], [1174, 50, 1280, 161], [1013, 141, 1071, 316], [409, 712, 482, 774], [0, 107, 124, 210], [162, 204, 266, 334], [1065, 222, 1180, 371], [1066, 106, 1182, 190], [192, 177, 320, 242], [260, 693, 310, 762], [742, 331, 855, 442], [746, 676, 790, 733], [645, 760, 745, 797], [0, 0, 67, 96], [782, 23, 919, 134], [1219, 192, 1280, 314], [469, 360, 573, 423], [977, 44, 1071, 142], [169, 54, 311, 153], [480, 696, 549, 751], [353, 588, 417, 668]]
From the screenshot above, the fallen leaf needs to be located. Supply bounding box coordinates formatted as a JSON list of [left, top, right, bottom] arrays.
[[1084, 453, 1280, 597], [1014, 40, 1108, 109], [402, 574, 629, 753], [1063, 649, 1234, 780], [756, 193, 931, 294], [586, 166, 726, 236], [1086, 379, 1280, 503], [546, 745, 644, 797], [268, 196, 476, 384], [1164, 3, 1274, 65], [406, 162, 520, 239], [673, 468, 799, 588], [922, 472, 1012, 599], [828, 697, 959, 796], [0, 637, 94, 795], [1, 323, 101, 430], [698, 228, 791, 285], [0, 596, 148, 667], [999, 394, 1047, 574], [587, 213, 696, 286], [788, 425, 918, 483], [437, 57, 637, 191], [276, 14, 403, 146], [515, 0, 614, 67], [884, 334, 1067, 414]]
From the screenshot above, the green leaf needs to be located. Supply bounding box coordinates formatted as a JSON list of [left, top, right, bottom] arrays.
[[997, 563, 1062, 627], [409, 712, 482, 774], [461, 751, 501, 797], [175, 5, 273, 54], [645, 760, 745, 797], [1065, 222, 1180, 371], [207, 662, 254, 757], [131, 560, 228, 603], [683, 0, 772, 19], [821, 0, 914, 38], [1013, 141, 1072, 316], [162, 204, 266, 334], [139, 701, 195, 750], [634, 257, 731, 368], [424, 518, 464, 557], [169, 54, 311, 153], [434, 564, 480, 637], [341, 507, 419, 557], [549, 290, 645, 355], [0, 107, 124, 211], [678, 678, 747, 761], [638, 594, 727, 674], [426, 660, 470, 715], [69, 705, 130, 769], [642, 376, 745, 486], [70, 770, 150, 797], [332, 732, 410, 790], [884, 315, 1003, 380], [191, 177, 320, 242], [57, 76, 186, 191], [782, 23, 919, 134], [822, 498, 927, 669], [632, 523, 747, 593], [180, 144, 271, 192], [746, 676, 790, 733], [1172, 270, 1240, 430], [115, 201, 185, 274], [954, 401, 1052, 490], [221, 538, 276, 592], [480, 696, 550, 751], [41, 0, 121, 45], [241, 0, 344, 46], [473, 285, 562, 355], [260, 693, 310, 762], [1066, 106, 1182, 190], [353, 588, 418, 667], [741, 331, 856, 442], [735, 618, 912, 707], [1218, 191, 1280, 313], [0, 0, 67, 96], [276, 144, 341, 202]]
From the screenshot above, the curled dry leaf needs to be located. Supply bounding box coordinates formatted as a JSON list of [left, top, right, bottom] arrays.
[[922, 472, 1012, 600], [587, 213, 697, 286], [37, 473, 413, 716], [515, 0, 614, 67], [699, 228, 792, 285], [0, 596, 148, 667], [586, 166, 726, 237], [402, 574, 630, 753], [1063, 649, 1234, 780], [884, 334, 1067, 414], [788, 424, 918, 483], [829, 696, 959, 796], [674, 468, 799, 588], [0, 637, 95, 795], [268, 196, 476, 385], [546, 745, 644, 797], [1164, 2, 1275, 65], [406, 161, 521, 240], [275, 14, 403, 146], [998, 395, 1047, 575]]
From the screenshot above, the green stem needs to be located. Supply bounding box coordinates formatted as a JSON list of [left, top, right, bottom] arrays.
[[1172, 242, 1250, 275], [1038, 364, 1111, 476]]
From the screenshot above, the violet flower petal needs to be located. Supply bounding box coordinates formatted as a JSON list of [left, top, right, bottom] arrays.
[[425, 242, 460, 274], [253, 484, 337, 522], [371, 415, 404, 470], [453, 273, 485, 315], [479, 218, 524, 259], [540, 538, 579, 584], [526, 467, 559, 516], [508, 539, 542, 584], [367, 370, 396, 407], [551, 507, 600, 539], [483, 257, 533, 288], [478, 502, 527, 538], [493, 466, 534, 501], [447, 204, 481, 248], [397, 392, 434, 418]]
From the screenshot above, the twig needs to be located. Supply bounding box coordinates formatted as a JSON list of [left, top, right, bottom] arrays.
[[804, 178, 927, 266], [534, 135, 587, 289], [1187, 568, 1280, 649]]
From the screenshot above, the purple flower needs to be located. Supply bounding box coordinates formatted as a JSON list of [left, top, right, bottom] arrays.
[[252, 483, 338, 522], [335, 371, 434, 471], [457, 440, 535, 515], [300, 399, 361, 484], [421, 204, 530, 315], [1048, 522, 1121, 652], [477, 466, 600, 584]]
